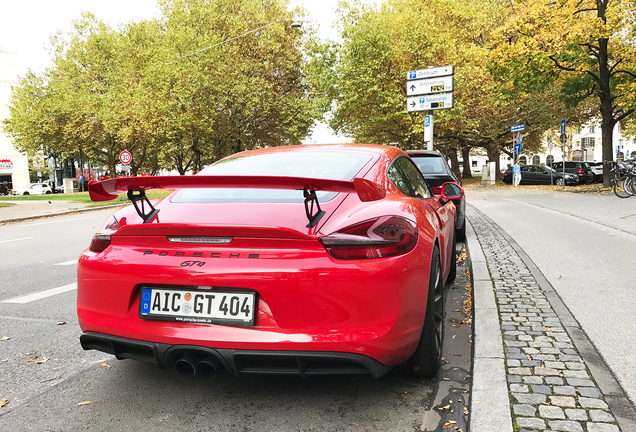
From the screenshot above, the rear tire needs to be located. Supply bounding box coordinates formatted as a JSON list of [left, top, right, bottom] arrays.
[[23, 192, 29, 195], [403, 245, 443, 377], [556, 178, 564, 186]]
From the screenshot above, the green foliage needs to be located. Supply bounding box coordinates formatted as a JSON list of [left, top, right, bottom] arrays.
[[3, 0, 316, 176]]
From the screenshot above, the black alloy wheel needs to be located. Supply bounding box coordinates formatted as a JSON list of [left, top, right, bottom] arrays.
[[404, 245, 443, 377]]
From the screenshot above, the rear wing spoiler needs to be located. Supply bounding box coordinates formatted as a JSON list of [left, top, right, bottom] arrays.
[[88, 175, 386, 226]]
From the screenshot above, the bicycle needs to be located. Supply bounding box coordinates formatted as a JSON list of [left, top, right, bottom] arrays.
[[609, 160, 633, 198]]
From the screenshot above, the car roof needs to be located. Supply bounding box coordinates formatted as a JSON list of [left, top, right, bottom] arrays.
[[405, 150, 444, 157]]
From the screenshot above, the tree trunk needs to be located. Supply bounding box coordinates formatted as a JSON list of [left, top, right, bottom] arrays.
[[597, 37, 615, 187], [448, 145, 461, 178], [461, 147, 473, 179], [487, 145, 502, 179]]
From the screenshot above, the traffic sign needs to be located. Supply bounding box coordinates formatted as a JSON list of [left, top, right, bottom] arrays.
[[407, 65, 454, 81], [407, 76, 454, 96], [515, 132, 523, 144], [119, 150, 132, 165], [424, 115, 433, 144], [514, 143, 521, 154], [559, 133, 567, 144], [511, 124, 525, 133], [407, 93, 454, 112], [561, 119, 566, 134]]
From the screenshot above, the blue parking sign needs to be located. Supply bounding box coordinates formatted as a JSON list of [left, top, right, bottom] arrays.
[[424, 116, 431, 127], [408, 71, 417, 79]]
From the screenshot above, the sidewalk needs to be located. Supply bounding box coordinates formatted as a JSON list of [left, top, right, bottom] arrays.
[[0, 200, 118, 224], [467, 204, 635, 432]]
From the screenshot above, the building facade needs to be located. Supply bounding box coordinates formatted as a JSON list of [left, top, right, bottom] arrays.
[[0, 44, 29, 190]]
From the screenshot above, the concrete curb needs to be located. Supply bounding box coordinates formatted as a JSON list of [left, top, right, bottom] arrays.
[[466, 217, 513, 432], [0, 203, 126, 225]]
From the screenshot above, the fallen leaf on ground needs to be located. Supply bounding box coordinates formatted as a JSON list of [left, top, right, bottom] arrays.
[[57, 322, 66, 326], [77, 401, 93, 406], [35, 356, 50, 364], [442, 420, 457, 429], [0, 337, 9, 341], [101, 363, 111, 368], [0, 400, 7, 408], [27, 355, 38, 362]]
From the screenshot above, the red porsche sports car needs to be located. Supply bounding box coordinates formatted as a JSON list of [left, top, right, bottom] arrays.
[[77, 144, 463, 378]]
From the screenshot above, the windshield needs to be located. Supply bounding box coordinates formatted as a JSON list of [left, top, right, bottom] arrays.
[[172, 151, 373, 203]]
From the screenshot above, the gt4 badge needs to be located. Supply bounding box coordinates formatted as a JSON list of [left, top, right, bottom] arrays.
[[180, 261, 206, 267]]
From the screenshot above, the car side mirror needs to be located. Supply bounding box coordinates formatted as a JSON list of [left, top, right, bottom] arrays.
[[440, 182, 464, 201]]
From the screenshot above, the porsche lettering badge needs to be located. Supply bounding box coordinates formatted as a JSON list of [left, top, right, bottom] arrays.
[[142, 250, 259, 259]]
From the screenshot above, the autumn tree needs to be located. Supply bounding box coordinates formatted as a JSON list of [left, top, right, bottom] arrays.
[[308, 0, 567, 177], [491, 0, 636, 185], [4, 0, 316, 177]]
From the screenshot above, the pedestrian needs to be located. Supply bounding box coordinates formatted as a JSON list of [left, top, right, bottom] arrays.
[[513, 159, 521, 187], [79, 174, 85, 192]]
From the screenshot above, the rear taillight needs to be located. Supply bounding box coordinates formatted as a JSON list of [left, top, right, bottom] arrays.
[[89, 216, 120, 253], [319, 216, 418, 259], [577, 169, 585, 174]]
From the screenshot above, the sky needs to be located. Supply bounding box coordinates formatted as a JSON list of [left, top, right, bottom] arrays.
[[0, 0, 357, 143]]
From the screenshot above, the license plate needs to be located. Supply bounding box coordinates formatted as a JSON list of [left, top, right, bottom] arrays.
[[139, 287, 255, 326]]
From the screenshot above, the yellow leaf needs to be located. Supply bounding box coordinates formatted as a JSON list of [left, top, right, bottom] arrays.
[[77, 401, 94, 406], [27, 355, 37, 362], [101, 362, 111, 368], [0, 337, 9, 341], [443, 420, 457, 429], [0, 400, 8, 408]]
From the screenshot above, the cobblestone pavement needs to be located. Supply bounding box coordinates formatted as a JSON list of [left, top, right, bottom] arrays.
[[468, 206, 623, 432]]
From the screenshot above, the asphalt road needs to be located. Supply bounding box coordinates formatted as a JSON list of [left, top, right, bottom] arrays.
[[0, 209, 471, 431], [467, 185, 636, 407]]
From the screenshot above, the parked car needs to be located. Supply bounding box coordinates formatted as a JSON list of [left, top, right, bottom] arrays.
[[407, 150, 466, 242], [0, 183, 8, 196], [11, 183, 53, 195], [549, 161, 594, 184], [78, 144, 464, 379], [54, 184, 65, 193], [585, 162, 604, 183], [503, 165, 578, 186]]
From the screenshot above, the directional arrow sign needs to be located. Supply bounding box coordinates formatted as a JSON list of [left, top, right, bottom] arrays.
[[514, 143, 521, 154], [515, 133, 523, 144], [407, 93, 454, 112], [407, 76, 454, 96], [561, 119, 566, 134], [407, 65, 454, 81]]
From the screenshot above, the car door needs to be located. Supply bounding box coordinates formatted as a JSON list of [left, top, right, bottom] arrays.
[[520, 165, 533, 184], [535, 167, 553, 184]]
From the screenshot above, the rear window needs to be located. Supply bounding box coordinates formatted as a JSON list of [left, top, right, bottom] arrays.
[[411, 156, 450, 175], [172, 151, 373, 203]]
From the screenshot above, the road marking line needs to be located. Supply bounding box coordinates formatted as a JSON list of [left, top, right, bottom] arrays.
[[0, 237, 35, 244], [20, 216, 97, 227], [54, 259, 78, 266], [4, 283, 77, 304]]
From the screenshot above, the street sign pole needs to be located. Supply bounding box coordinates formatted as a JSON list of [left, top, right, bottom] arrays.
[[548, 135, 553, 185], [424, 113, 434, 150], [559, 129, 567, 191]]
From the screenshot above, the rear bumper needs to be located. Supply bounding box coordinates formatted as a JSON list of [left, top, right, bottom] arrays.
[[80, 331, 393, 378]]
